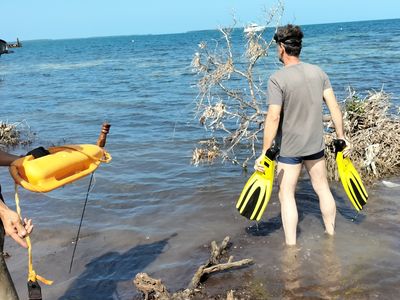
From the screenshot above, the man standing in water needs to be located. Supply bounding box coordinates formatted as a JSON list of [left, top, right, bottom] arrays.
[[255, 24, 348, 245], [0, 150, 33, 299]]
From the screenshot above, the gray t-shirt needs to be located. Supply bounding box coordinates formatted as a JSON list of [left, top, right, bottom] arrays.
[[267, 62, 331, 157]]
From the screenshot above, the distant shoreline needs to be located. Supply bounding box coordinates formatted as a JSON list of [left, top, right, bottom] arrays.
[[11, 17, 400, 43]]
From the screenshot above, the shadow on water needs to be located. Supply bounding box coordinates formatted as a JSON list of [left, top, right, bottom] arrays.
[[246, 212, 306, 238], [60, 234, 176, 300], [332, 190, 367, 224], [245, 180, 366, 237], [245, 215, 283, 237]]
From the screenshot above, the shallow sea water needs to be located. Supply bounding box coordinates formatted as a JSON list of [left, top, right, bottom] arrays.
[[0, 19, 399, 299]]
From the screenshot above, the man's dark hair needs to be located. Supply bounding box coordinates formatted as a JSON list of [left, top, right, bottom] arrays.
[[273, 24, 303, 57]]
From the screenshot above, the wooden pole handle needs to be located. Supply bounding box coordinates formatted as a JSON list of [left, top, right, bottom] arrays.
[[96, 123, 111, 148]]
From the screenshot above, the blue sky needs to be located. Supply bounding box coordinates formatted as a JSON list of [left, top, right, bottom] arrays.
[[2, 0, 399, 40]]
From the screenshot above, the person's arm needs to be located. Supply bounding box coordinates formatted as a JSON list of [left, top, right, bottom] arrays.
[[0, 201, 33, 248], [254, 104, 281, 172], [262, 104, 281, 153], [0, 150, 19, 166], [323, 88, 345, 139], [0, 150, 33, 247], [324, 88, 352, 156]]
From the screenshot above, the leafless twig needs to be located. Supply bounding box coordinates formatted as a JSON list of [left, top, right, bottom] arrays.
[[191, 1, 284, 168]]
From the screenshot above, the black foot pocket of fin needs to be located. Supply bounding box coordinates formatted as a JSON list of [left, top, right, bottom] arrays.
[[28, 280, 42, 300]]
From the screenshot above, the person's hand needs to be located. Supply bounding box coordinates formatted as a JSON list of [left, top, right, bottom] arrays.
[[342, 138, 352, 158], [254, 154, 265, 173], [0, 209, 33, 248]]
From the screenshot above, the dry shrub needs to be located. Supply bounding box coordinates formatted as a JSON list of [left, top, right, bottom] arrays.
[[0, 121, 34, 149], [191, 2, 284, 168], [192, 138, 220, 166], [325, 89, 400, 183], [246, 34, 267, 63]]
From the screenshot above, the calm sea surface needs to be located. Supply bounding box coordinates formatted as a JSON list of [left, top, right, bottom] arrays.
[[1, 19, 399, 299]]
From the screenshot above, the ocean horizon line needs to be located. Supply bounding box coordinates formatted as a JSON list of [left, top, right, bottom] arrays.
[[9, 17, 399, 43]]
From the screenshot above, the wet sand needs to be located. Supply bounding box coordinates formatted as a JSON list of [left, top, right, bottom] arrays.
[[3, 175, 400, 300]]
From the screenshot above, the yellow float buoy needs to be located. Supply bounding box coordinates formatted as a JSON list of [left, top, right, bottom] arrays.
[[10, 123, 112, 193], [9, 144, 111, 193]]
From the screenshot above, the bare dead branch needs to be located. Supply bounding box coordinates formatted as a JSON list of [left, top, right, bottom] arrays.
[[133, 237, 253, 300], [191, 2, 284, 169]]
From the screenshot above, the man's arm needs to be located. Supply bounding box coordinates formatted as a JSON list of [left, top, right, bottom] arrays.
[[254, 104, 281, 172], [323, 88, 345, 139], [262, 104, 282, 153]]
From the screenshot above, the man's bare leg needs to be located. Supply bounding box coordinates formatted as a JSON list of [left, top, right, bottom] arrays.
[[277, 162, 303, 245], [304, 158, 336, 235]]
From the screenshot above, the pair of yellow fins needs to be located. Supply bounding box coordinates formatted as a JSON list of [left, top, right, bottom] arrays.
[[236, 140, 368, 221]]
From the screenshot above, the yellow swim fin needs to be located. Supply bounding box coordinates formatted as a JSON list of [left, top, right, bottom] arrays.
[[334, 139, 368, 211], [236, 148, 279, 221]]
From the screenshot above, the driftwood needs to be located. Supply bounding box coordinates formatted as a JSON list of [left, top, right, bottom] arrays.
[[133, 236, 253, 300], [133, 273, 170, 300], [226, 290, 235, 300]]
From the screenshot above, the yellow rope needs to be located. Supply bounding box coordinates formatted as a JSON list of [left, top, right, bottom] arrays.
[[14, 184, 53, 285]]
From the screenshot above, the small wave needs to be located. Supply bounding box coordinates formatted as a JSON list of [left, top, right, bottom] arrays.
[[382, 180, 400, 188], [38, 60, 105, 70]]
